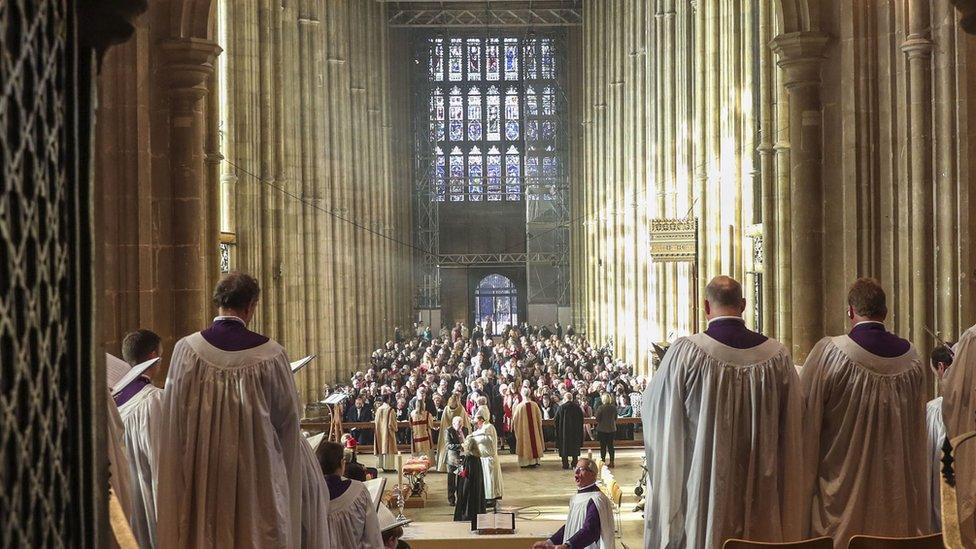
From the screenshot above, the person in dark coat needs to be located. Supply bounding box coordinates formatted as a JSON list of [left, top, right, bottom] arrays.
[[445, 416, 469, 506], [343, 396, 374, 445], [454, 435, 486, 524], [554, 392, 585, 470]]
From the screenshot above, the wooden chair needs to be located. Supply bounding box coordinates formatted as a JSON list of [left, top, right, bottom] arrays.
[[608, 480, 623, 538], [723, 537, 833, 549], [847, 533, 944, 548]]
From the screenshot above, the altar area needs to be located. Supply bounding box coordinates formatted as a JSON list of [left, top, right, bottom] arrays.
[[363, 449, 647, 548]]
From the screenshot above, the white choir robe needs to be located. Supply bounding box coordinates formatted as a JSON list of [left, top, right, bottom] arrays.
[[106, 389, 134, 524], [472, 423, 504, 499], [564, 490, 615, 549], [641, 334, 805, 549], [326, 480, 383, 549], [155, 333, 303, 549], [942, 324, 976, 545], [801, 335, 930, 546], [927, 396, 945, 533], [299, 437, 330, 548], [118, 383, 163, 548]]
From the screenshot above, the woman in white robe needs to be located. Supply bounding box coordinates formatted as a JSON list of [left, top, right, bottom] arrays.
[[117, 382, 163, 548], [435, 395, 471, 472], [641, 334, 804, 549], [155, 330, 302, 548], [470, 406, 503, 500]]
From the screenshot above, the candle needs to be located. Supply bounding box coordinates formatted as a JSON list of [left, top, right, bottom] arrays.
[[396, 453, 404, 491]]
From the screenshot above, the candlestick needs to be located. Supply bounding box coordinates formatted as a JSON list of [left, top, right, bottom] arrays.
[[396, 453, 404, 491]]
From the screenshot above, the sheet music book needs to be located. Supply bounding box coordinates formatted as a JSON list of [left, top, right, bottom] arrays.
[[363, 477, 387, 511], [322, 392, 348, 405], [105, 353, 130, 389], [473, 512, 515, 533], [290, 355, 316, 374]]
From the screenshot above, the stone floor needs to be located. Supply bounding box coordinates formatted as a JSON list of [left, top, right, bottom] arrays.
[[362, 448, 646, 548]]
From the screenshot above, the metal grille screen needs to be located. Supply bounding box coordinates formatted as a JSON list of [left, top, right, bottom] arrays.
[[1, 0, 84, 545]]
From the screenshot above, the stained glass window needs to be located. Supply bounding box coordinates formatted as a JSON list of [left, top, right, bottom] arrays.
[[468, 146, 483, 201], [505, 146, 521, 200], [449, 38, 463, 81], [486, 86, 501, 141], [487, 146, 502, 201], [486, 38, 500, 81], [423, 34, 562, 202], [467, 87, 482, 141], [449, 146, 464, 201], [449, 87, 463, 141], [504, 38, 519, 80], [467, 38, 481, 81]]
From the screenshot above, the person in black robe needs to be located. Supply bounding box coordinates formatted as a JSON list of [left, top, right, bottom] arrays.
[[453, 436, 486, 524], [445, 416, 469, 505], [554, 392, 585, 470]]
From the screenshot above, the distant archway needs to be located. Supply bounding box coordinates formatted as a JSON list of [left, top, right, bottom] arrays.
[[475, 274, 519, 336]]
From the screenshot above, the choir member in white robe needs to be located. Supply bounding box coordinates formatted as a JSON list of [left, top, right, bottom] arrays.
[[435, 394, 471, 472], [373, 396, 399, 471], [156, 272, 303, 548], [471, 405, 504, 500], [299, 434, 331, 549], [801, 278, 930, 546], [926, 344, 953, 533], [106, 388, 134, 525], [942, 324, 976, 544], [317, 440, 383, 549], [512, 387, 545, 467], [534, 458, 614, 549], [114, 330, 165, 549], [642, 276, 804, 549]]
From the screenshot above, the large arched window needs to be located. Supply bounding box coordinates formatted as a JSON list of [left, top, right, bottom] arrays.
[[475, 274, 518, 333], [423, 34, 563, 203]]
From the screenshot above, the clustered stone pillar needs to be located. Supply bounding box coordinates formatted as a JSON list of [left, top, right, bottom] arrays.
[[161, 37, 222, 340], [771, 31, 828, 360]]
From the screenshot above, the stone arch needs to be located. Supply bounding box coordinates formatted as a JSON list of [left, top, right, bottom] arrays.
[[774, 0, 821, 35], [169, 0, 216, 40]]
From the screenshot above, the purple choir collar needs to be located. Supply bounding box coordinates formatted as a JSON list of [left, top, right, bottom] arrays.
[[852, 320, 885, 330], [113, 375, 153, 407], [577, 483, 600, 493], [213, 315, 247, 326], [325, 474, 352, 499], [707, 316, 745, 326]]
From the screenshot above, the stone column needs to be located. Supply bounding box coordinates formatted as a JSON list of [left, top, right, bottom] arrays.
[[772, 31, 828, 360], [903, 2, 935, 351], [757, 0, 776, 337], [160, 38, 222, 339]]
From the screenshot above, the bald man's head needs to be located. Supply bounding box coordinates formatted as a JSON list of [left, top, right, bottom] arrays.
[[704, 276, 745, 318]]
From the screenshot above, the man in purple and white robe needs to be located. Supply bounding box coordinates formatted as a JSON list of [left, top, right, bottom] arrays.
[[641, 276, 804, 548], [800, 277, 930, 546], [534, 457, 613, 549], [114, 329, 164, 548]]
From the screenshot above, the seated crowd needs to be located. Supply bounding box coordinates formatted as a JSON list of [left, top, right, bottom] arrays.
[[330, 322, 645, 450]]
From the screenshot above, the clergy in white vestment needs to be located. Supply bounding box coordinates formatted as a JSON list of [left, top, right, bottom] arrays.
[[114, 329, 165, 549], [800, 277, 930, 546], [512, 387, 545, 467], [942, 323, 976, 544], [156, 272, 303, 548], [373, 395, 399, 471], [409, 401, 437, 461], [435, 394, 471, 472], [533, 458, 614, 549], [925, 344, 953, 533], [471, 405, 504, 501], [641, 276, 804, 549], [317, 440, 384, 548]]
